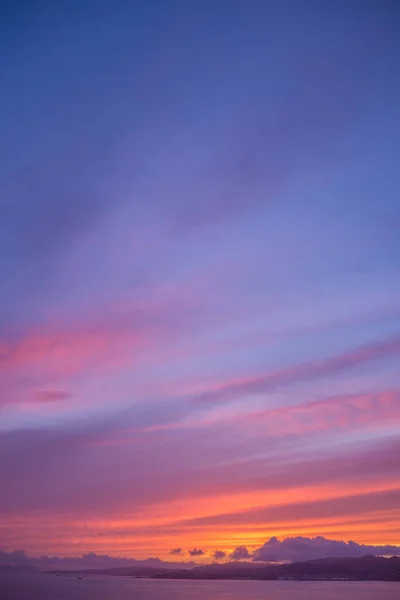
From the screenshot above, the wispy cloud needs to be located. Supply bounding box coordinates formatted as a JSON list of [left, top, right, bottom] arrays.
[[193, 334, 400, 404], [0, 321, 140, 377], [1, 0, 399, 560], [242, 389, 400, 437], [34, 390, 70, 403], [179, 486, 400, 530]]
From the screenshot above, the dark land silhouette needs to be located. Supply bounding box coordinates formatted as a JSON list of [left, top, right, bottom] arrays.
[[35, 555, 400, 582]]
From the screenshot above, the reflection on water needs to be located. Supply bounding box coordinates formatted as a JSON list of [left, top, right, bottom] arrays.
[[0, 573, 399, 600]]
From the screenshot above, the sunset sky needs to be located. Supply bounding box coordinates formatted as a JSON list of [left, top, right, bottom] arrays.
[[1, 1, 399, 562]]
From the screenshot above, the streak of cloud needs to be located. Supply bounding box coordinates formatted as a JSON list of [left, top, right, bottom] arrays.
[[193, 335, 400, 404]]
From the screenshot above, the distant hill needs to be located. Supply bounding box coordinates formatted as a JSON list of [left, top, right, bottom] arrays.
[[44, 555, 400, 581], [0, 549, 198, 573], [279, 555, 400, 581], [152, 555, 400, 581], [45, 558, 198, 577], [47, 565, 170, 577], [0, 564, 40, 575]]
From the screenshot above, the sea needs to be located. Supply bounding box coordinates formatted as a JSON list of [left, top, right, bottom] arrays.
[[0, 573, 398, 600]]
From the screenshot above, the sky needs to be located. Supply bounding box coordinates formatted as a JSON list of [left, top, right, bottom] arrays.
[[0, 0, 399, 562]]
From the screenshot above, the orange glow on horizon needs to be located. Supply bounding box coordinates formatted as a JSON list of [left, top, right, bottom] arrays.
[[2, 481, 399, 558]]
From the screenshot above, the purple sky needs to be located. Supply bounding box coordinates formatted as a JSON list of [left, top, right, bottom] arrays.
[[1, 0, 399, 560]]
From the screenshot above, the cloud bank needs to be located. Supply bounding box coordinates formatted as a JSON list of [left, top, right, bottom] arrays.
[[2, 536, 400, 570], [252, 536, 400, 562]]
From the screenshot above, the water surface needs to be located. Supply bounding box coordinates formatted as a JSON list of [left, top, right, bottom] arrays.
[[0, 573, 398, 600]]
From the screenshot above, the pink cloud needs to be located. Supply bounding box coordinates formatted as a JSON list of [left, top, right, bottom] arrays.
[[244, 389, 400, 437], [0, 326, 144, 411], [132, 389, 400, 442], [34, 390, 70, 403], [0, 324, 140, 376]]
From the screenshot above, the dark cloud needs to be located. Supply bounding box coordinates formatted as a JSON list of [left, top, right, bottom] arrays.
[[253, 536, 400, 563], [188, 548, 205, 556], [169, 548, 183, 555], [193, 334, 400, 404], [230, 546, 250, 560], [212, 550, 226, 560]]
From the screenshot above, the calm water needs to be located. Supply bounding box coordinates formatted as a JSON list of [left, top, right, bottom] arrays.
[[0, 573, 398, 600]]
